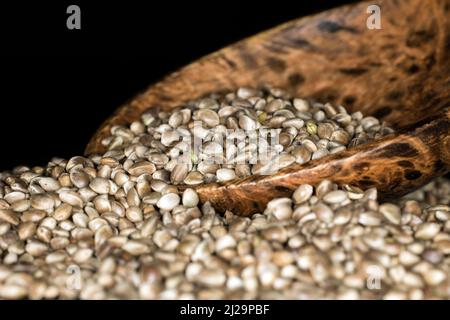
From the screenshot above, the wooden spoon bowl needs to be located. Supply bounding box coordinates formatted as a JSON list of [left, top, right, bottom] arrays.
[[86, 0, 450, 216]]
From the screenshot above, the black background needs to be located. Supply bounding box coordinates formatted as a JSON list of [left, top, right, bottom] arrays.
[[0, 1, 358, 171], [1, 299, 443, 319]]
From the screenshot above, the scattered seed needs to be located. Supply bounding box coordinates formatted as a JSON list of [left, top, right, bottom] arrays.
[[323, 190, 348, 204], [182, 188, 199, 208], [89, 177, 110, 194], [415, 223, 441, 240], [216, 168, 236, 182], [379, 203, 402, 225], [0, 209, 19, 225], [157, 193, 180, 211]]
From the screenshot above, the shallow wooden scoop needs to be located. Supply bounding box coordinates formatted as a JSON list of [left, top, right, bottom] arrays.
[[86, 0, 450, 216]]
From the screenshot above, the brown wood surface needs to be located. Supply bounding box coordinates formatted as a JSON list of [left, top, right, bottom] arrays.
[[86, 0, 450, 215]]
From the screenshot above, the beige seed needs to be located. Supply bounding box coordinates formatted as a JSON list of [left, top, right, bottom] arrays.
[[317, 123, 334, 140], [184, 171, 204, 185], [36, 177, 61, 192], [198, 109, 220, 127], [70, 171, 90, 188], [26, 240, 48, 256], [293, 184, 313, 204], [182, 188, 199, 208], [0, 284, 28, 299], [273, 251, 294, 267], [170, 164, 189, 184], [331, 130, 350, 145], [312, 149, 329, 160], [293, 98, 309, 111], [399, 250, 420, 266], [11, 199, 30, 212], [316, 180, 333, 198], [18, 222, 36, 240], [126, 206, 143, 222], [53, 203, 73, 221], [216, 168, 236, 182], [202, 141, 223, 156], [123, 241, 150, 255], [160, 130, 180, 146], [50, 237, 70, 250], [323, 190, 348, 204], [435, 240, 450, 254], [168, 112, 183, 128], [31, 194, 55, 210], [272, 205, 293, 220], [262, 226, 287, 242], [156, 193, 180, 211], [313, 203, 334, 223], [4, 191, 26, 204], [423, 269, 446, 286], [196, 269, 226, 287], [333, 208, 352, 225], [215, 235, 236, 252], [0, 209, 19, 225], [45, 251, 67, 264], [265, 99, 284, 112], [415, 223, 441, 240], [72, 212, 89, 228], [74, 248, 94, 263], [379, 203, 401, 225], [128, 161, 156, 176], [153, 229, 172, 248], [292, 146, 312, 164], [89, 177, 110, 194], [59, 191, 84, 207], [238, 114, 257, 130], [358, 212, 382, 226]]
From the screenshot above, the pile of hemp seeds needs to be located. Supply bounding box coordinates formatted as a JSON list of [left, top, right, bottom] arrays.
[[0, 87, 449, 299]]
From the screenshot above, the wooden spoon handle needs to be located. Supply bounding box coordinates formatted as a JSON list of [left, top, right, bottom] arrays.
[[196, 108, 450, 216]]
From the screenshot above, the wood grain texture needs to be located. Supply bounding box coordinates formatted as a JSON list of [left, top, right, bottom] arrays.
[[86, 0, 450, 215]]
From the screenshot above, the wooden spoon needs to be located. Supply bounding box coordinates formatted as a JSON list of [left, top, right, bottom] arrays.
[[86, 0, 450, 216]]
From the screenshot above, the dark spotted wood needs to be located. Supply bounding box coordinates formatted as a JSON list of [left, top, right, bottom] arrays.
[[86, 0, 450, 216]]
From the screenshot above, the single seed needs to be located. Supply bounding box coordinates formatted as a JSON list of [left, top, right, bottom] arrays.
[[126, 206, 143, 222], [170, 164, 189, 184], [123, 241, 150, 255], [53, 203, 72, 221], [415, 223, 441, 240], [36, 177, 61, 192], [323, 190, 348, 204], [128, 161, 156, 176], [89, 177, 110, 194], [379, 203, 402, 225], [0, 209, 19, 225], [31, 194, 55, 210], [216, 168, 236, 182], [182, 188, 199, 208], [198, 109, 220, 127], [293, 184, 314, 204], [157, 193, 180, 211], [59, 191, 84, 207]]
